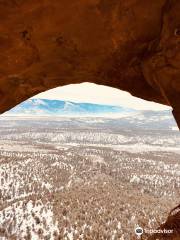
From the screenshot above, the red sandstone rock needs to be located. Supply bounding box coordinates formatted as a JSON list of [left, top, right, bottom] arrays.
[[0, 0, 179, 127]]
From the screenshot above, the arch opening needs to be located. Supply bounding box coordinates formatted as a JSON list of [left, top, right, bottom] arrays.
[[0, 0, 180, 238], [0, 83, 179, 239]]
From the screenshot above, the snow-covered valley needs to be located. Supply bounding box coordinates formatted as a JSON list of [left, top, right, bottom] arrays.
[[0, 117, 179, 240]]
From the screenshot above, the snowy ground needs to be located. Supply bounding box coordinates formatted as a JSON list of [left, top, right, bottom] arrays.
[[0, 117, 179, 239]]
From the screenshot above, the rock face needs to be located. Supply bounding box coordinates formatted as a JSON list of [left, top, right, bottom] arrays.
[[148, 204, 180, 240], [0, 0, 179, 127]]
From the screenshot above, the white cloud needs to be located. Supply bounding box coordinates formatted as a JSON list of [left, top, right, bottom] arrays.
[[32, 82, 171, 111]]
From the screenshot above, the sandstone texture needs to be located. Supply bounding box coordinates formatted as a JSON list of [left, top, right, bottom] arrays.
[[0, 0, 179, 127]]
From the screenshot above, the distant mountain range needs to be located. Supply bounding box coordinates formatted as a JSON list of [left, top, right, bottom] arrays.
[[3, 98, 178, 130], [5, 99, 135, 116]]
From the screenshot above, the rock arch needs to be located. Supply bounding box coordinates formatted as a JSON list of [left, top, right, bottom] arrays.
[[0, 0, 179, 129], [0, 2, 180, 239]]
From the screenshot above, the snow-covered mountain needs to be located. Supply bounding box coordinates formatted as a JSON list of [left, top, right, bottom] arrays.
[[5, 99, 134, 116], [3, 98, 178, 130]]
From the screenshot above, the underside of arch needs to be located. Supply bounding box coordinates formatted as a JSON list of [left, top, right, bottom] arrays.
[[0, 0, 179, 128]]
